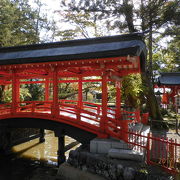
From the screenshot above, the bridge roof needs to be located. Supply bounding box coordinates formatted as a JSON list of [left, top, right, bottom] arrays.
[[158, 72, 180, 86], [0, 33, 146, 66]]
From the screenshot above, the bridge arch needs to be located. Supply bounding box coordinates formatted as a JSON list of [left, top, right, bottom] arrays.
[[0, 117, 96, 144]]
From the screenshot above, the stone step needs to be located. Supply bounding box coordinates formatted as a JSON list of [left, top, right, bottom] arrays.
[[140, 125, 150, 136], [108, 148, 144, 161], [90, 124, 150, 155], [129, 123, 143, 140], [132, 125, 150, 151], [129, 123, 150, 145], [129, 122, 143, 133], [90, 137, 135, 154]]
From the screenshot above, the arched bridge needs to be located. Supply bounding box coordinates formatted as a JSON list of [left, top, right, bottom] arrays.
[[0, 33, 146, 142], [0, 100, 141, 142]]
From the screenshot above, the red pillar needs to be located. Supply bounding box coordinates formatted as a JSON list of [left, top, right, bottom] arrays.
[[163, 85, 165, 94], [173, 86, 178, 104], [77, 76, 83, 121], [116, 81, 121, 121], [101, 73, 108, 133], [12, 70, 19, 114], [52, 67, 59, 117], [78, 76, 83, 108], [45, 78, 49, 101], [116, 81, 128, 141]]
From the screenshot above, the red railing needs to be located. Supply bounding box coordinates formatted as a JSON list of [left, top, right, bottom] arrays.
[[121, 109, 140, 123], [147, 134, 180, 174], [59, 100, 101, 127], [16, 101, 52, 114], [0, 103, 12, 115], [123, 129, 180, 174], [0, 101, 141, 137]]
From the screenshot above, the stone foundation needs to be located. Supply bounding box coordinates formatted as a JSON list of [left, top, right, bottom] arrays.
[[67, 146, 174, 180]]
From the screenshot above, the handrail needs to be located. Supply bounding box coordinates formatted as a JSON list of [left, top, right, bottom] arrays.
[[0, 101, 140, 136], [121, 109, 140, 123]]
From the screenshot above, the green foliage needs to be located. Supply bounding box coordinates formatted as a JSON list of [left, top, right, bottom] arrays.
[[0, 0, 38, 46], [107, 82, 116, 102], [3, 87, 12, 103], [161, 1, 180, 25], [57, 0, 137, 39], [20, 87, 32, 101], [122, 73, 146, 108], [24, 81, 44, 101], [0, 0, 54, 47], [3, 86, 31, 103], [58, 82, 78, 100]]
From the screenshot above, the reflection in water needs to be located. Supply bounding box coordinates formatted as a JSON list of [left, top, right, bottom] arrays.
[[12, 130, 77, 165], [0, 130, 78, 180]]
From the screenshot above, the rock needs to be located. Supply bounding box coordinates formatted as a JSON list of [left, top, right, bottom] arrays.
[[123, 167, 136, 180], [108, 164, 117, 180], [56, 162, 106, 180], [116, 164, 124, 178]]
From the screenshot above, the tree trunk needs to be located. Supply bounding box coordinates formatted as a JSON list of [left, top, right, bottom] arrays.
[[123, 0, 137, 33], [142, 73, 168, 129], [0, 85, 5, 103]]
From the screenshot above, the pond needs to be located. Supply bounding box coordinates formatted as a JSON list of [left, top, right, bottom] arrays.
[[0, 130, 78, 180]]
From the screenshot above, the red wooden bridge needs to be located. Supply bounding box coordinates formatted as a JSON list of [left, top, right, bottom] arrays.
[[0, 33, 146, 141]]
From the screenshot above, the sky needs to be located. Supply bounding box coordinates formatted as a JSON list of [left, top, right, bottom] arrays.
[[29, 0, 64, 41], [29, 0, 60, 19]]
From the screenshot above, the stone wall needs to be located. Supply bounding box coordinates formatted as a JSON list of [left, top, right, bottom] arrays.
[[67, 146, 174, 180]]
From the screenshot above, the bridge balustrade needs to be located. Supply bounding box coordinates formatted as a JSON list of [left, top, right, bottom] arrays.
[[0, 100, 141, 140]]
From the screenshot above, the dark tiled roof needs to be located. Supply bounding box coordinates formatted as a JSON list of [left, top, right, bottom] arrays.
[[159, 72, 180, 85], [0, 33, 146, 66]]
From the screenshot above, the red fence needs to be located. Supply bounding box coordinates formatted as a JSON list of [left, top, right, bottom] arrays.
[[125, 130, 180, 174], [147, 134, 180, 174]]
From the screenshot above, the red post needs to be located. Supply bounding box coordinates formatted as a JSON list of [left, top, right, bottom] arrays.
[[101, 73, 108, 133], [146, 133, 151, 164], [121, 120, 128, 142], [52, 67, 59, 117], [116, 81, 121, 125], [45, 78, 49, 101], [77, 76, 83, 121], [32, 102, 35, 113], [12, 70, 19, 114]]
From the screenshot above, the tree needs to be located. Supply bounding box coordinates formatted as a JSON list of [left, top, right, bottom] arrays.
[[2, 85, 31, 103], [0, 0, 38, 46], [122, 74, 145, 109], [0, 0, 54, 47], [56, 0, 138, 39], [154, 0, 180, 73], [23, 80, 44, 101]]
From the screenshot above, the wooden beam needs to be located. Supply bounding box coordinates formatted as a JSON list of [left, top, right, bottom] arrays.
[[12, 70, 19, 114], [101, 73, 108, 133], [45, 78, 49, 101], [52, 67, 59, 117], [116, 81, 121, 120]]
